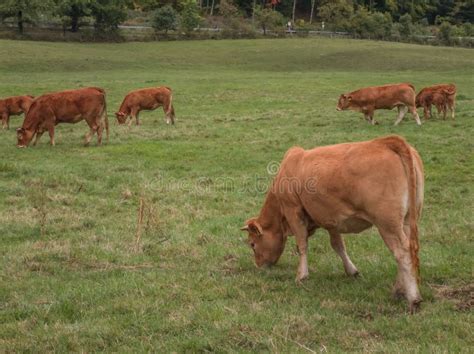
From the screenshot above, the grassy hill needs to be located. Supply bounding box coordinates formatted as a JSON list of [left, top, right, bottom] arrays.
[[0, 38, 473, 352]]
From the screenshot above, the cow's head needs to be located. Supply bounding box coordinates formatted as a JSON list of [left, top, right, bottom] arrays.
[[241, 218, 286, 268], [115, 111, 127, 124], [336, 94, 352, 111], [16, 128, 33, 148]]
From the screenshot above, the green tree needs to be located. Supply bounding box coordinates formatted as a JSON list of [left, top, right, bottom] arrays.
[[56, 0, 91, 32], [89, 0, 128, 32], [452, 1, 474, 24], [437, 21, 453, 45], [399, 13, 413, 38], [319, 0, 354, 31], [350, 8, 392, 40], [152, 5, 177, 33], [180, 0, 201, 33], [254, 6, 283, 35], [0, 0, 52, 34]]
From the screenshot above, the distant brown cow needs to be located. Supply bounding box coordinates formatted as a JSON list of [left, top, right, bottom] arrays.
[[16, 87, 109, 147], [416, 84, 456, 120], [337, 83, 422, 126], [241, 135, 424, 313], [0, 95, 34, 129], [115, 87, 175, 126]]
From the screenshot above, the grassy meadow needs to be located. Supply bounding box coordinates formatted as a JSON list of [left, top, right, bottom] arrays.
[[0, 38, 473, 352]]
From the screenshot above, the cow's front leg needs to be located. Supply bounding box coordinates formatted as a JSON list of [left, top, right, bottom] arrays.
[[296, 233, 309, 282], [422, 106, 429, 120], [286, 210, 310, 282], [33, 130, 45, 146], [328, 230, 359, 276], [1, 113, 8, 129], [363, 113, 372, 124], [135, 112, 140, 126]]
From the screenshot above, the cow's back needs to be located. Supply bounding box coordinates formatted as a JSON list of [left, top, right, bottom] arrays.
[[280, 137, 421, 223], [122, 87, 170, 111], [351, 83, 415, 109], [23, 88, 105, 127]]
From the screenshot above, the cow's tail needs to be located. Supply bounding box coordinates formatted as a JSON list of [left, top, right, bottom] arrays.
[[406, 83, 416, 92], [382, 135, 420, 283], [101, 92, 109, 143], [166, 88, 175, 124]]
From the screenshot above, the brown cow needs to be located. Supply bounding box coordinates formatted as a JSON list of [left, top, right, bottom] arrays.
[[16, 87, 109, 147], [337, 83, 422, 126], [241, 135, 424, 313], [115, 87, 175, 126], [0, 95, 34, 129], [416, 84, 456, 120]]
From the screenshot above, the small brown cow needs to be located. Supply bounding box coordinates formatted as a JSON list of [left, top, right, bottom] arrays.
[[337, 83, 422, 126], [16, 87, 109, 147], [241, 135, 424, 313], [416, 84, 456, 120], [0, 95, 34, 129], [115, 87, 175, 126]]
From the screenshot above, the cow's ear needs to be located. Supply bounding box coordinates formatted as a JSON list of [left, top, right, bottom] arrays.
[[16, 128, 24, 133], [241, 220, 263, 236], [347, 95, 353, 101]]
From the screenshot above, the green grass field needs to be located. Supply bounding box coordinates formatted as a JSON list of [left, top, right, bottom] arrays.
[[1, 38, 473, 352]]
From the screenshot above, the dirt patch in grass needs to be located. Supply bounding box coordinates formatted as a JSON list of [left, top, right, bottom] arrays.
[[430, 283, 474, 311]]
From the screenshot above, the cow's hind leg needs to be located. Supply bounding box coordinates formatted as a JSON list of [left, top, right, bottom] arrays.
[[378, 224, 422, 313], [96, 121, 104, 145], [84, 125, 98, 146], [409, 105, 422, 126], [328, 230, 359, 276], [48, 126, 55, 146], [394, 105, 408, 125], [448, 100, 455, 120]]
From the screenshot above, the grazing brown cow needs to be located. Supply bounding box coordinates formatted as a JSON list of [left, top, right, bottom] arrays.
[[16, 87, 109, 147], [0, 95, 34, 129], [115, 87, 175, 126], [416, 84, 456, 120], [241, 135, 424, 313], [337, 83, 422, 126]]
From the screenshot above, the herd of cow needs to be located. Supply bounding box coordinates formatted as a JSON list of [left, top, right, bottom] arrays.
[[1, 82, 458, 314], [0, 86, 175, 147], [0, 82, 456, 147]]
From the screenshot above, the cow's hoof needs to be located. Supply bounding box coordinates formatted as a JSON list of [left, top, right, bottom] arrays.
[[296, 272, 309, 283], [409, 299, 422, 314], [392, 288, 405, 300], [349, 270, 360, 278]]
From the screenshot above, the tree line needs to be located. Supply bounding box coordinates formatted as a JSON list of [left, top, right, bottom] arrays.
[[0, 0, 473, 44]]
